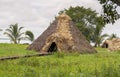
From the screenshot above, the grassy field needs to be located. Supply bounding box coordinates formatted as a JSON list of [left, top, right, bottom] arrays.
[[0, 43, 37, 57], [0, 43, 120, 77]]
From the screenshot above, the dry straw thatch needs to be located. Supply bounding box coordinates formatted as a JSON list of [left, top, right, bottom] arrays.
[[102, 38, 120, 51], [27, 13, 96, 53]]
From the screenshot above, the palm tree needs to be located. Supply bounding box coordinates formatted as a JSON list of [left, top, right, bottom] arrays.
[[95, 34, 108, 47], [4, 23, 24, 44], [108, 33, 118, 40], [92, 25, 108, 47], [25, 30, 34, 42]]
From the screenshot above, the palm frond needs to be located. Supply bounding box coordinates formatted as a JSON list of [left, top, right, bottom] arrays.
[[4, 32, 15, 42], [101, 34, 109, 38], [4, 23, 24, 44], [25, 31, 34, 41]]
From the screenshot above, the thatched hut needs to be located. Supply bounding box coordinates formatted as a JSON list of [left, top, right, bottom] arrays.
[[102, 38, 120, 51], [27, 13, 96, 53]]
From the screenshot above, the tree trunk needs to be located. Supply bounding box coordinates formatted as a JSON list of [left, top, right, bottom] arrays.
[[94, 43, 97, 47], [98, 44, 100, 47]]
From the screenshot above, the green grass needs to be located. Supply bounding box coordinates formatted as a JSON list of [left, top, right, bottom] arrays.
[[0, 43, 37, 57], [0, 43, 120, 77]]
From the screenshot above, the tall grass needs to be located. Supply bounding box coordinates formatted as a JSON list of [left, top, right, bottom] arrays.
[[0, 44, 120, 77]]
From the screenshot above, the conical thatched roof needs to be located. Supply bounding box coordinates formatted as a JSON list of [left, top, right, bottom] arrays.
[[27, 13, 96, 53]]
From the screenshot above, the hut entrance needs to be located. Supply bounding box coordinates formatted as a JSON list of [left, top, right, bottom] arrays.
[[105, 43, 108, 48], [47, 42, 57, 53], [102, 43, 108, 48]]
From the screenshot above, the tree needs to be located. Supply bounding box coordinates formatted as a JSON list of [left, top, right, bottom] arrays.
[[108, 33, 118, 40], [4, 23, 24, 44], [25, 30, 34, 42], [98, 0, 120, 24], [92, 25, 108, 47], [59, 6, 106, 43], [110, 0, 120, 6]]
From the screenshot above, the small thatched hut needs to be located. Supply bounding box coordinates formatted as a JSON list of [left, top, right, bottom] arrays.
[[102, 38, 120, 51], [27, 13, 96, 53]]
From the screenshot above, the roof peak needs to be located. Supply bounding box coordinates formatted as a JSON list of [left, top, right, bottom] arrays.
[[56, 13, 72, 21]]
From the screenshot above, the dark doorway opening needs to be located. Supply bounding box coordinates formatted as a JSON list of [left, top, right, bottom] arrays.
[[102, 43, 108, 48], [47, 42, 57, 53], [105, 44, 108, 48]]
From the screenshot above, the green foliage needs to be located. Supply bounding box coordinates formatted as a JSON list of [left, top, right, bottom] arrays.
[[60, 7, 101, 39], [110, 0, 120, 6], [59, 6, 107, 46], [4, 23, 35, 44], [107, 33, 118, 40], [92, 24, 109, 47], [25, 30, 34, 42], [98, 0, 120, 24], [4, 23, 24, 44]]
